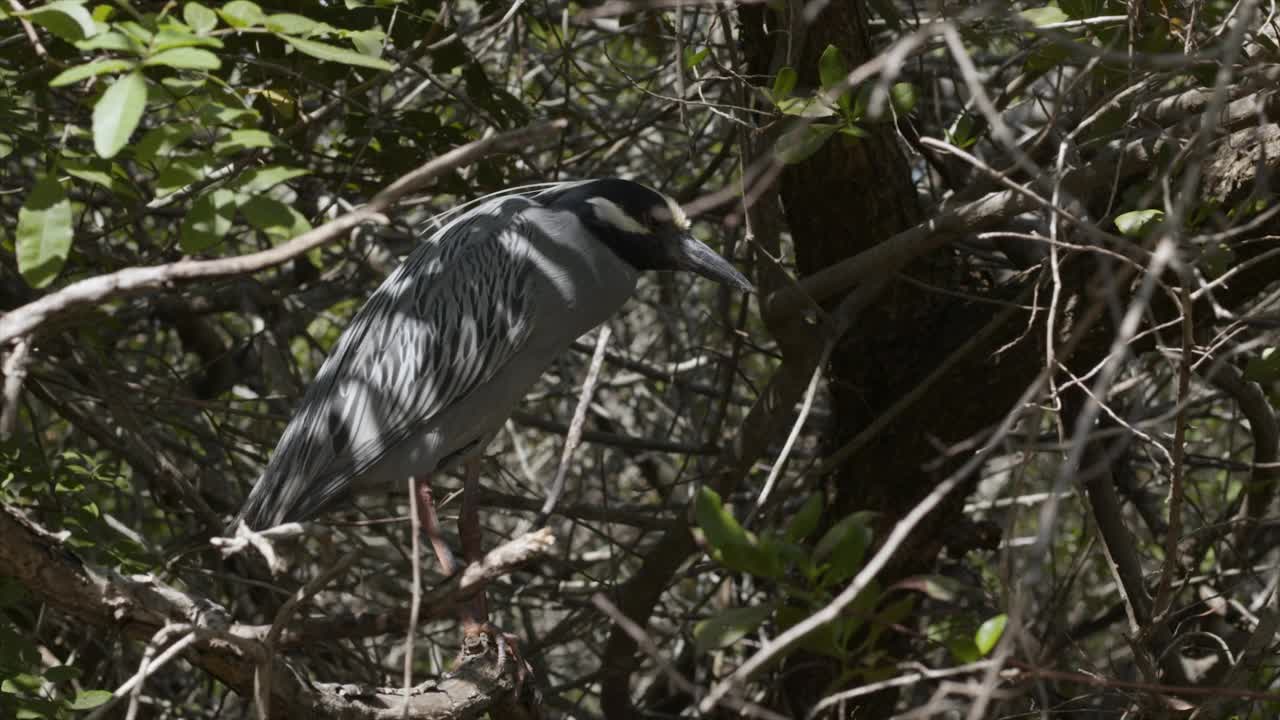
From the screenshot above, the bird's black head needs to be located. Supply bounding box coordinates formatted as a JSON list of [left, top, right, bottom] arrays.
[[543, 178, 753, 292]]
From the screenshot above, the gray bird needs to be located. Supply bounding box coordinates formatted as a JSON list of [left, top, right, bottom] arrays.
[[234, 177, 751, 662]]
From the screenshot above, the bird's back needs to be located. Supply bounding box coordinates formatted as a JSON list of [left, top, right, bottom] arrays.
[[234, 191, 639, 530], [235, 196, 542, 529]]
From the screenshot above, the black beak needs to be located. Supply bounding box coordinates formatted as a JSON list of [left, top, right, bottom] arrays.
[[675, 234, 754, 293]]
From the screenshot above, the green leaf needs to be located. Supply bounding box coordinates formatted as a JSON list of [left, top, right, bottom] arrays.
[[772, 67, 797, 100], [233, 165, 309, 194], [775, 594, 875, 659], [41, 665, 80, 683], [694, 605, 771, 652], [49, 59, 135, 87], [218, 0, 265, 28], [865, 594, 915, 650], [281, 36, 393, 71], [184, 2, 218, 33], [349, 29, 385, 58], [786, 494, 823, 542], [946, 113, 977, 148], [134, 123, 195, 163], [180, 189, 237, 253], [16, 176, 74, 289], [213, 128, 276, 155], [155, 157, 205, 196], [818, 44, 848, 90], [775, 605, 840, 657], [683, 47, 709, 68], [776, 124, 837, 164], [240, 195, 311, 242], [949, 637, 981, 663], [889, 82, 918, 114], [151, 28, 224, 51], [75, 30, 141, 53], [695, 487, 780, 578], [3, 672, 44, 693], [16, 1, 98, 42], [1021, 6, 1069, 26], [69, 689, 113, 710], [776, 96, 837, 118], [196, 100, 259, 127], [851, 84, 872, 119], [1114, 209, 1165, 237], [144, 47, 221, 70], [929, 617, 981, 663], [92, 71, 147, 159], [696, 487, 752, 555], [974, 613, 1008, 656], [63, 158, 138, 198], [814, 511, 873, 585], [117, 20, 153, 45], [265, 12, 319, 35]]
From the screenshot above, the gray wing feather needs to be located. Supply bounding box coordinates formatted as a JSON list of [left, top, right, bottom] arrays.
[[237, 196, 540, 528]]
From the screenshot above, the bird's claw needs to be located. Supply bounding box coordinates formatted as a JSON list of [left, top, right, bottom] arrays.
[[452, 623, 536, 702]]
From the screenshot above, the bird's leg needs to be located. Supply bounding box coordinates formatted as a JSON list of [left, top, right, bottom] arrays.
[[414, 476, 460, 575], [455, 458, 532, 691], [458, 456, 488, 627]]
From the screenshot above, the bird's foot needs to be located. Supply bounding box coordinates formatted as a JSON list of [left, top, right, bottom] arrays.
[[452, 622, 536, 701]]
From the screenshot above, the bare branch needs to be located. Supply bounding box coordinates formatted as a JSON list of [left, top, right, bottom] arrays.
[[0, 120, 566, 348], [0, 502, 552, 718]]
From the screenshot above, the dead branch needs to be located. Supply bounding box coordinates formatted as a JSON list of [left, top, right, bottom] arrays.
[[0, 503, 555, 718]]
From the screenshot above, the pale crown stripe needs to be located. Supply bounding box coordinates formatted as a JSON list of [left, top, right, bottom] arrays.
[[587, 197, 652, 235]]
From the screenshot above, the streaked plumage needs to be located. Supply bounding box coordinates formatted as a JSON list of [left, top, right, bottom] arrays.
[[236, 178, 750, 530]]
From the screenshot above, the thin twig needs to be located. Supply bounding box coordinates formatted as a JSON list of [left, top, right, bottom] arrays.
[[7, 0, 50, 59], [748, 340, 831, 522], [539, 326, 611, 522], [807, 661, 996, 719], [86, 628, 196, 720], [257, 549, 363, 720], [591, 594, 788, 720], [403, 476, 423, 718], [1151, 283, 1194, 620], [0, 338, 32, 439]]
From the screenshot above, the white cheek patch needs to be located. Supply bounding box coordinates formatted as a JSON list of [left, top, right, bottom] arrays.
[[588, 197, 652, 235]]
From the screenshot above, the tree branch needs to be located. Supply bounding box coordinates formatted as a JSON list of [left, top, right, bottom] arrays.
[[0, 120, 566, 348], [0, 503, 555, 718]]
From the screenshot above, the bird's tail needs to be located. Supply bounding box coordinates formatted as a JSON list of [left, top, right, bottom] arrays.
[[231, 467, 351, 533], [229, 474, 275, 533]]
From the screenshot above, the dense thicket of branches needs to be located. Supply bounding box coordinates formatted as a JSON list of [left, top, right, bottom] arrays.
[[3, 0, 1280, 717]]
